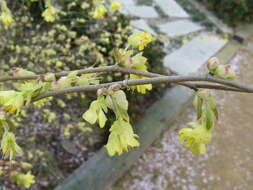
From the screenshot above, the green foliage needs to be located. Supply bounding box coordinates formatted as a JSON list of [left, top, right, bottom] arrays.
[[198, 0, 253, 26]]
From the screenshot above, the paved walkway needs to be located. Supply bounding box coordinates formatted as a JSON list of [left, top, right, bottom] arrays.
[[119, 0, 227, 75]]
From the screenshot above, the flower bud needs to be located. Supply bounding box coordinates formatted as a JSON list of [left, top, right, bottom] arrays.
[[109, 84, 121, 92], [97, 88, 109, 96], [101, 88, 109, 95], [97, 89, 103, 96], [214, 65, 227, 79], [44, 73, 56, 82], [207, 57, 220, 73], [21, 162, 33, 170], [226, 67, 236, 80]]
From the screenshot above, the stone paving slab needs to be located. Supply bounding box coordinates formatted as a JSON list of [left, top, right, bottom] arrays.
[[158, 20, 203, 37], [164, 33, 227, 74], [154, 0, 189, 18], [123, 5, 159, 18], [131, 20, 156, 35]]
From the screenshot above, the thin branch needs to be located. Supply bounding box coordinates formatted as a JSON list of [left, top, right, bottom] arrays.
[[0, 65, 167, 83], [181, 82, 247, 92], [1, 66, 253, 101], [1, 65, 249, 91], [33, 75, 253, 102]]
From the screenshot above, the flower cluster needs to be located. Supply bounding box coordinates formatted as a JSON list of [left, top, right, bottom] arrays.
[[83, 85, 139, 156], [92, 0, 122, 19], [179, 89, 218, 154], [114, 31, 154, 94], [179, 122, 212, 154], [11, 171, 35, 188]]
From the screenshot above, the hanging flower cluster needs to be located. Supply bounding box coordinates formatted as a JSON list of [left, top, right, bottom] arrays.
[[114, 31, 154, 94], [178, 89, 218, 154], [83, 85, 139, 156], [178, 57, 237, 154]]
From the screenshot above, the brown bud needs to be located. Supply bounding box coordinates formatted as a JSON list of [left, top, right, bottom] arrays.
[[109, 84, 121, 92], [101, 88, 109, 95]]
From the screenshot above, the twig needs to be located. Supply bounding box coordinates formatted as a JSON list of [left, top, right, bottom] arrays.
[[1, 66, 253, 101], [0, 65, 168, 83], [33, 75, 253, 102]]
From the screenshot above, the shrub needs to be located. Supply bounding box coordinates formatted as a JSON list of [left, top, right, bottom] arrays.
[[198, 0, 253, 26]]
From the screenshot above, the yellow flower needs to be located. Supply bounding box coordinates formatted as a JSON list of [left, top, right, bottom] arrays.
[[42, 0, 59, 22], [105, 118, 139, 156], [179, 122, 212, 154], [129, 74, 152, 94], [128, 31, 154, 50], [110, 0, 121, 12], [0, 90, 17, 105], [1, 131, 23, 160], [92, 5, 107, 19], [0, 1, 14, 29], [0, 91, 25, 114], [0, 11, 13, 29], [12, 171, 35, 189], [82, 96, 108, 128], [3, 92, 24, 114], [42, 6, 58, 22], [131, 52, 148, 71]]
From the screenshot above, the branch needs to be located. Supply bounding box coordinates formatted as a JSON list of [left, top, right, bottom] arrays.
[[0, 65, 167, 83], [1, 66, 253, 102], [33, 74, 253, 102], [1, 65, 248, 91]]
